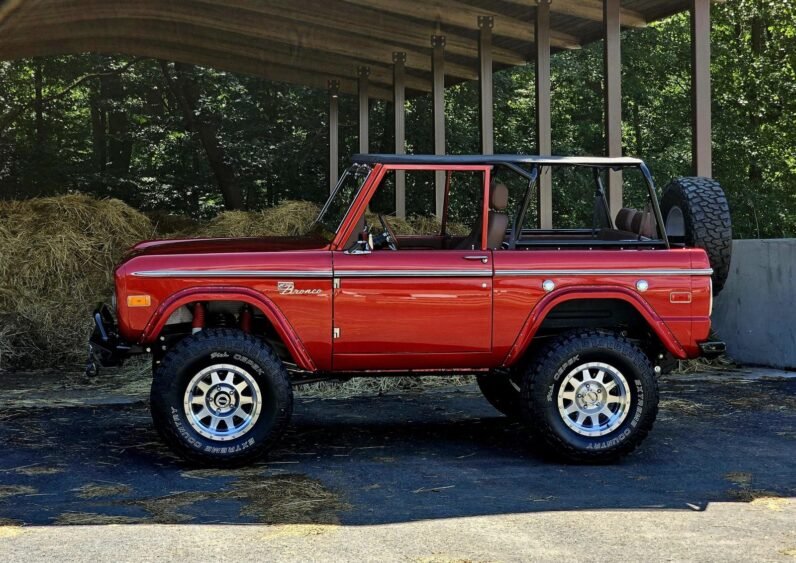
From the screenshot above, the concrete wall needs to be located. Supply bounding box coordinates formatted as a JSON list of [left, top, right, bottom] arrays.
[[712, 239, 796, 370]]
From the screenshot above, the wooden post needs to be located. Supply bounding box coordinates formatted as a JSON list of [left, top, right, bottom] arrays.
[[535, 1, 552, 229], [479, 16, 494, 155], [358, 66, 370, 154], [393, 52, 407, 218], [691, 0, 712, 177], [328, 79, 339, 194], [604, 0, 622, 215], [432, 34, 446, 219]]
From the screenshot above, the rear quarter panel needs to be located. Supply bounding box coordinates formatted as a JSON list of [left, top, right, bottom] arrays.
[[493, 248, 712, 363]]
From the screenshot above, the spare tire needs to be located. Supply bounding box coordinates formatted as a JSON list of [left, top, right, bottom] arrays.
[[660, 177, 732, 295]]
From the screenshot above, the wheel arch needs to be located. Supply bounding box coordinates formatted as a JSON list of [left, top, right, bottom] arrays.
[[503, 286, 688, 366], [141, 286, 316, 371]]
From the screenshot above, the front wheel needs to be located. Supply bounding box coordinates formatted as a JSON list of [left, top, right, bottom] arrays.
[[521, 330, 659, 462], [150, 328, 293, 466]]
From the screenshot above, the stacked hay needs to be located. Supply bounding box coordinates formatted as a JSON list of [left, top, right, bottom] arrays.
[[0, 195, 153, 368], [146, 211, 203, 237], [204, 201, 320, 238]]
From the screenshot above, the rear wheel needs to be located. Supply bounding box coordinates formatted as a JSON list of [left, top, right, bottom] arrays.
[[476, 371, 523, 419], [150, 328, 293, 466], [521, 330, 658, 462]]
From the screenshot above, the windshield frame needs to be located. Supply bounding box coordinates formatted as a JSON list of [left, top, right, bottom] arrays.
[[310, 163, 372, 240]]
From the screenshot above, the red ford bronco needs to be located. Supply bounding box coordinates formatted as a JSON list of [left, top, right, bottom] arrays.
[[88, 155, 731, 465]]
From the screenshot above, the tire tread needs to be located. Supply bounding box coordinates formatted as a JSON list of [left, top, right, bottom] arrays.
[[661, 177, 732, 294], [150, 328, 293, 467], [521, 329, 659, 463]]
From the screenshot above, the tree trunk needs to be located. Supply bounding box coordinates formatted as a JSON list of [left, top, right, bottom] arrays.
[[748, 10, 765, 185], [159, 61, 244, 210], [103, 66, 133, 178], [90, 84, 107, 173], [631, 101, 643, 157], [33, 60, 45, 151]]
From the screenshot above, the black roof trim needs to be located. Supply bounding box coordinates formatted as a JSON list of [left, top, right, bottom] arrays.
[[352, 154, 645, 167]]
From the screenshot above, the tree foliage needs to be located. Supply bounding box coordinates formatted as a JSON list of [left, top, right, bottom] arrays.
[[0, 0, 794, 237]]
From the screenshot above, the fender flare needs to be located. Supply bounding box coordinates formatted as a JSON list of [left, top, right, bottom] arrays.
[[140, 286, 316, 371], [502, 286, 688, 366]]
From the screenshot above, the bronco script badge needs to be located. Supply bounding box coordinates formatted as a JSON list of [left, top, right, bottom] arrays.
[[277, 281, 322, 295]]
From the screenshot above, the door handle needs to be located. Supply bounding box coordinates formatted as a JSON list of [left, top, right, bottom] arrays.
[[463, 255, 489, 263]]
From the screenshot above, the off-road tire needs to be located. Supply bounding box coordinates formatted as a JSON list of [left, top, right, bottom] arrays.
[[150, 328, 293, 466], [476, 372, 523, 419], [521, 330, 659, 463], [660, 177, 732, 295]]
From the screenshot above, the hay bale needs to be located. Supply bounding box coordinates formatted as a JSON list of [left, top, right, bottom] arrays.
[[147, 211, 203, 237], [204, 210, 269, 238], [261, 200, 321, 236], [0, 195, 153, 368], [204, 201, 320, 238]]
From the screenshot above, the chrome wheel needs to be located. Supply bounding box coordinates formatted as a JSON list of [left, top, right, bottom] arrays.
[[557, 362, 631, 437], [183, 364, 263, 441]]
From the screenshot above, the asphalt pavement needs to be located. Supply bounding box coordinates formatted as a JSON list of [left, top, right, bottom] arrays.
[[0, 367, 794, 561]]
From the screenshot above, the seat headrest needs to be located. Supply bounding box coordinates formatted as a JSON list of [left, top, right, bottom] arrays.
[[615, 208, 637, 232], [490, 183, 509, 211]]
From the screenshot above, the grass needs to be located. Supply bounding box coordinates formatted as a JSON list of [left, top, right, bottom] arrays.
[[72, 483, 132, 499], [54, 513, 148, 525], [120, 472, 348, 524], [658, 398, 704, 416], [296, 375, 474, 399], [0, 485, 37, 499]]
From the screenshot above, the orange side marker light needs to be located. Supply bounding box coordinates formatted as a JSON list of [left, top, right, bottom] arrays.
[[127, 295, 152, 307]]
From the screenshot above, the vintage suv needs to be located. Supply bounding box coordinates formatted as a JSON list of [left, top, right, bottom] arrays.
[[89, 154, 731, 466]]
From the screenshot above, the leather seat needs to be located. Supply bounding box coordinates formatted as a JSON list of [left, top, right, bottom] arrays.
[[615, 208, 638, 232], [633, 207, 657, 238], [456, 182, 510, 250], [615, 206, 657, 238]]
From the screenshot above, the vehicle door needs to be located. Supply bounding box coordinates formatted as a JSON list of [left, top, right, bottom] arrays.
[[331, 165, 494, 371]]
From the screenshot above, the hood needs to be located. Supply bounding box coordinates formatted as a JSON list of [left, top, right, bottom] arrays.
[[128, 235, 330, 257]]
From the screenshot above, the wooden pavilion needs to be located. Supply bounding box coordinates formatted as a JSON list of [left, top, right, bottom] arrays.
[[0, 0, 716, 223]]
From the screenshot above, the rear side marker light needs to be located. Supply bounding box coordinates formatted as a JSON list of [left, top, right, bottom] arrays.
[[669, 292, 692, 304], [127, 295, 152, 307]]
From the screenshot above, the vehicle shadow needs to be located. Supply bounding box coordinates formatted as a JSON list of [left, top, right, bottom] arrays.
[[0, 379, 794, 526]]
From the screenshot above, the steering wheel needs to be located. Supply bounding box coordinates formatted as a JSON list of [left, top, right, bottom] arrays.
[[378, 214, 399, 251]]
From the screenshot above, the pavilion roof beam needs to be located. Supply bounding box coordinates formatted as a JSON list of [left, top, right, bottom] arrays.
[[12, 2, 433, 91], [246, 49, 432, 93], [9, 14, 481, 80], [0, 35, 396, 99], [179, 41, 434, 93], [0, 0, 23, 28], [498, 0, 647, 28], [338, 0, 581, 50], [192, 0, 530, 66]]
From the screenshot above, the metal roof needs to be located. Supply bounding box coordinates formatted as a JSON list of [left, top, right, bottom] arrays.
[[353, 154, 645, 166]]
